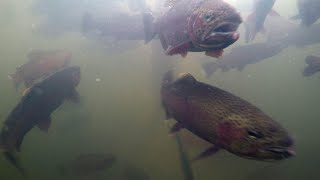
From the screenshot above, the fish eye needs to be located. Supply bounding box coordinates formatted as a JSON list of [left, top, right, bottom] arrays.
[[203, 15, 211, 22], [247, 130, 264, 139]]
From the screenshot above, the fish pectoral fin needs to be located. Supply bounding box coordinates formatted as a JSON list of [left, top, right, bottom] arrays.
[[22, 88, 31, 96], [37, 116, 52, 133], [165, 42, 190, 56], [159, 33, 168, 50], [67, 89, 80, 103], [16, 135, 26, 152], [169, 122, 184, 134], [180, 52, 188, 58], [192, 146, 220, 162]]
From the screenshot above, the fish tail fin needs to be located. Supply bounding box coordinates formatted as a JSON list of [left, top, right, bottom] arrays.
[[201, 62, 218, 78], [81, 12, 95, 34], [3, 151, 26, 176], [142, 12, 156, 44]]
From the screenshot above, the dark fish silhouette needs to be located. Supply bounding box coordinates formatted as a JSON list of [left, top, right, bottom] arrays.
[[303, 55, 320, 76], [81, 13, 146, 41], [262, 15, 320, 47], [143, 0, 242, 58], [284, 23, 320, 47], [0, 66, 80, 173], [161, 71, 295, 161], [8, 49, 71, 89], [123, 163, 150, 180], [202, 42, 284, 77], [245, 0, 278, 42], [263, 14, 298, 43], [59, 153, 116, 176], [291, 0, 320, 26]]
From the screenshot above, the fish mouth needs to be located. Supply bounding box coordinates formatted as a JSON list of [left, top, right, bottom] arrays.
[[264, 147, 295, 160], [200, 23, 239, 49]]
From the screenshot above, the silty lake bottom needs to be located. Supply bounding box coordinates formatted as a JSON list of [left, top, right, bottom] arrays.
[[0, 0, 319, 180]]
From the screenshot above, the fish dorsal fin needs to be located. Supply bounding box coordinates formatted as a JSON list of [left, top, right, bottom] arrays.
[[176, 73, 197, 85], [164, 0, 179, 7]]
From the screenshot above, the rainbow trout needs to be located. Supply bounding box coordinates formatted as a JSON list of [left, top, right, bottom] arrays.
[[143, 0, 242, 58], [0, 66, 80, 174], [161, 71, 295, 161]]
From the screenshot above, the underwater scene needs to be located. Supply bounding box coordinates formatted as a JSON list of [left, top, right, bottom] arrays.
[[0, 0, 319, 179]]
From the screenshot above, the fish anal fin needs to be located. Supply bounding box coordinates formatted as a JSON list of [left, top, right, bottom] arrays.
[[192, 146, 220, 162], [169, 122, 184, 134], [37, 116, 52, 133]]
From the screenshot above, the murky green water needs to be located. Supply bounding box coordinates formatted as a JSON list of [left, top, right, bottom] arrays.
[[0, 0, 320, 179]]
